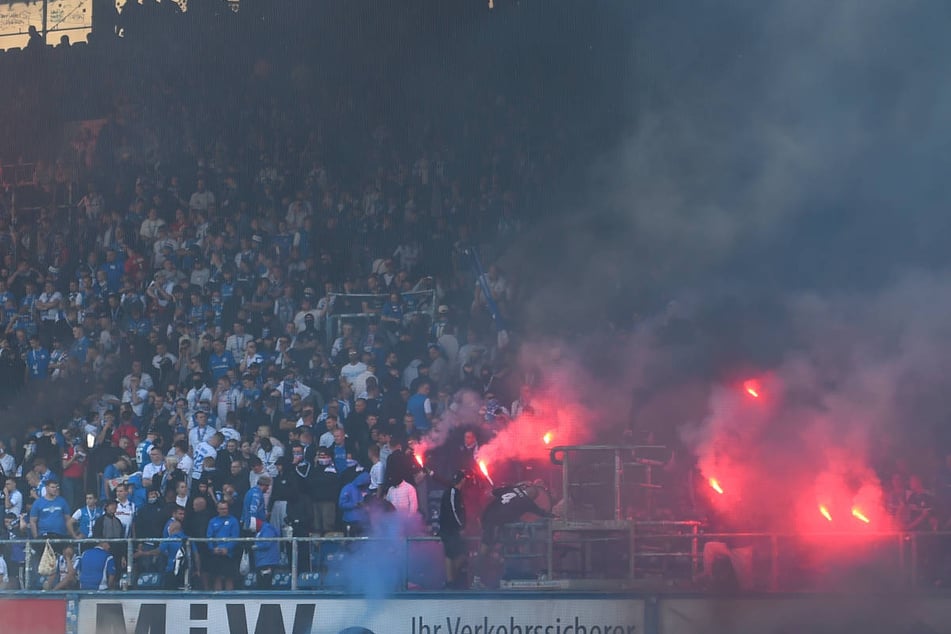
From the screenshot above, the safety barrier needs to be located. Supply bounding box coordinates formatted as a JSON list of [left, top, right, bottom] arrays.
[[549, 444, 672, 520], [6, 535, 452, 592], [324, 288, 437, 348], [6, 526, 951, 595]]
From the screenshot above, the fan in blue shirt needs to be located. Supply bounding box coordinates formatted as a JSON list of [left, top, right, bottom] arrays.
[[206, 502, 240, 590], [30, 483, 73, 538], [206, 504, 240, 557], [241, 478, 270, 530], [26, 336, 50, 381], [208, 341, 237, 380], [78, 543, 116, 590]]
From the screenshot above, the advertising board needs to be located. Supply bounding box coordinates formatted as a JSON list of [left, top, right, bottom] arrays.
[[658, 595, 951, 634], [77, 596, 646, 634], [0, 597, 67, 634]]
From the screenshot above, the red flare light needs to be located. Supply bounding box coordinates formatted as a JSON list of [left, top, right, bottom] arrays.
[[819, 505, 833, 522], [478, 460, 495, 486], [415, 453, 424, 468], [851, 508, 870, 524], [708, 478, 724, 495], [543, 432, 553, 445], [743, 380, 760, 399]]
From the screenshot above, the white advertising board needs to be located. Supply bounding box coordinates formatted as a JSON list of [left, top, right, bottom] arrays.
[[659, 596, 951, 634], [78, 596, 646, 634]]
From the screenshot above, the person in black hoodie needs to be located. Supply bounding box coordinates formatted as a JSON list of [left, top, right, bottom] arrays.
[[286, 451, 315, 570], [92, 499, 124, 540], [439, 470, 472, 589], [183, 495, 213, 589], [382, 434, 413, 498], [222, 459, 250, 504], [215, 438, 240, 482], [310, 447, 340, 535], [268, 453, 296, 536], [133, 489, 167, 573]]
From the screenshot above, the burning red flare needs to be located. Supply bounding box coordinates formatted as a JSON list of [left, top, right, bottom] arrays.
[[851, 508, 870, 524], [543, 432, 553, 445], [415, 453, 424, 468], [478, 460, 495, 486], [819, 505, 833, 522], [708, 478, 724, 495], [743, 379, 760, 399]]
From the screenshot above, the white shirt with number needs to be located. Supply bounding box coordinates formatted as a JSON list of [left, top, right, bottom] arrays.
[[115, 500, 136, 537]]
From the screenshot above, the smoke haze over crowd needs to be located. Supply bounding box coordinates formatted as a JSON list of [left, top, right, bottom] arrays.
[[484, 0, 951, 527]]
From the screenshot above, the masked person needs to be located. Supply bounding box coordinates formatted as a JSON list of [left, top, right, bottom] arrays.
[[439, 470, 471, 589], [472, 481, 554, 589]]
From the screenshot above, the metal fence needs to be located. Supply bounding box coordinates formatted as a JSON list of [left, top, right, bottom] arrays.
[[5, 524, 951, 593], [4, 534, 457, 592], [324, 289, 436, 348]]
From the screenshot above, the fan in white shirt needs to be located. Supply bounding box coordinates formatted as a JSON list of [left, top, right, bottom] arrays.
[[0, 440, 16, 477], [37, 285, 63, 322], [385, 480, 419, 515], [113, 486, 136, 538], [225, 327, 251, 360], [256, 439, 284, 478], [167, 446, 193, 482], [191, 435, 221, 481], [186, 376, 213, 412], [141, 447, 166, 489], [3, 479, 22, 516], [213, 377, 242, 422]]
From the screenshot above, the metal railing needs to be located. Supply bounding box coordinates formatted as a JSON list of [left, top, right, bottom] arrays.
[[549, 444, 671, 520], [3, 534, 457, 592], [324, 289, 436, 347], [4, 526, 951, 593]]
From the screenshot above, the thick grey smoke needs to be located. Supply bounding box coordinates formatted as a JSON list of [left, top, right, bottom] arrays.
[[601, 0, 951, 287], [516, 0, 951, 315], [498, 0, 951, 540]]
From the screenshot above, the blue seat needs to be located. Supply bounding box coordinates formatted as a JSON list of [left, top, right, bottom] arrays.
[[319, 541, 344, 561], [297, 572, 321, 588], [136, 573, 162, 588], [271, 571, 292, 588]]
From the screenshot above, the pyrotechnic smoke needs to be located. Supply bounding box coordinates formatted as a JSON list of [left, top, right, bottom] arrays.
[[415, 333, 656, 471], [338, 509, 426, 598], [494, 1, 951, 570]]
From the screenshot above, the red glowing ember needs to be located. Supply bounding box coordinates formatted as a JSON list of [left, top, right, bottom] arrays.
[[851, 508, 870, 524], [415, 453, 424, 468], [478, 459, 495, 486], [743, 380, 760, 399], [819, 505, 833, 522], [543, 432, 553, 445], [708, 478, 724, 495]]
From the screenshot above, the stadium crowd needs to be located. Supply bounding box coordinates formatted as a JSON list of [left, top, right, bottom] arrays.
[[0, 0, 580, 591], [0, 1, 948, 594]]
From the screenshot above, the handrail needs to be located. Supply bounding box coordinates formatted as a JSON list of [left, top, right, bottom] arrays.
[[548, 444, 668, 465], [5, 534, 454, 592], [4, 527, 945, 593]]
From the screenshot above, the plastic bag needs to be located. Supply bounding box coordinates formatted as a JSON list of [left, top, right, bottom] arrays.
[[239, 549, 251, 576], [38, 540, 56, 577]]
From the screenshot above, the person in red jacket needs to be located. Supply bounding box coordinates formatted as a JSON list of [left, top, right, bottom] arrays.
[[60, 429, 88, 509], [111, 411, 139, 458]]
